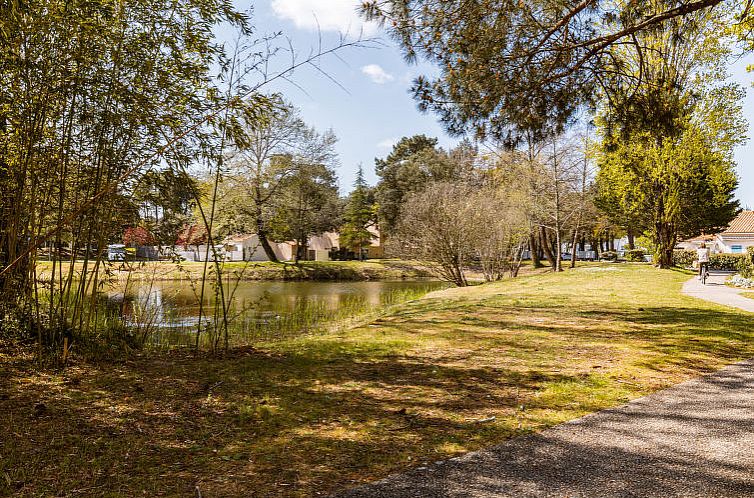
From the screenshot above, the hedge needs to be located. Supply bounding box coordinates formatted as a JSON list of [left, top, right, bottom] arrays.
[[672, 249, 747, 271], [672, 250, 695, 268], [738, 247, 754, 278], [624, 249, 645, 262]]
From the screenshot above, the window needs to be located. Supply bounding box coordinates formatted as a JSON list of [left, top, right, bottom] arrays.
[[732, 245, 743, 254]]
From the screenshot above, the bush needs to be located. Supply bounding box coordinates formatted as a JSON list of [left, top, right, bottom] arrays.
[[624, 249, 646, 262], [600, 251, 618, 261], [737, 247, 754, 278], [708, 253, 747, 271], [672, 249, 696, 268]]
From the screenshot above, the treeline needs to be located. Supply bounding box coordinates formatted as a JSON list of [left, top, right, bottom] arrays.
[[0, 0, 366, 353]]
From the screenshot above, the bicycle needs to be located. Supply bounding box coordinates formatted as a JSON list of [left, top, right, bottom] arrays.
[[700, 262, 709, 285]]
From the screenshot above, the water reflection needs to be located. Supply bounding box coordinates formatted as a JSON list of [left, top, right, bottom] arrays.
[[108, 280, 446, 330]]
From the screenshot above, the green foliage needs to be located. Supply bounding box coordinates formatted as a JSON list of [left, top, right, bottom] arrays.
[[600, 251, 618, 261], [133, 169, 198, 246], [362, 0, 740, 141], [268, 153, 341, 261], [375, 135, 473, 235], [709, 253, 747, 271], [672, 250, 696, 268], [340, 165, 376, 259], [0, 0, 253, 345], [736, 247, 754, 279], [673, 249, 748, 271], [595, 7, 745, 268], [624, 249, 646, 262]]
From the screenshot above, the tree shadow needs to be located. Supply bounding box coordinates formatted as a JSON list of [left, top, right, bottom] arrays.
[[336, 361, 754, 497]]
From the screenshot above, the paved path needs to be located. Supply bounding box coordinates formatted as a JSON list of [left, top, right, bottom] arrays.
[[336, 275, 754, 498], [681, 272, 754, 312]]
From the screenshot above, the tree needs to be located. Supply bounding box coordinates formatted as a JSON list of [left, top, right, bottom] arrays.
[[132, 169, 198, 250], [339, 165, 376, 260], [269, 146, 341, 263], [218, 99, 314, 261], [0, 0, 252, 345], [391, 181, 528, 286], [362, 0, 746, 141], [595, 5, 746, 267], [597, 126, 741, 267], [375, 135, 472, 235]]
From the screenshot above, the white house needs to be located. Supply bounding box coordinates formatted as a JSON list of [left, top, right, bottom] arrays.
[[714, 211, 754, 253], [223, 234, 293, 262], [676, 211, 754, 254]]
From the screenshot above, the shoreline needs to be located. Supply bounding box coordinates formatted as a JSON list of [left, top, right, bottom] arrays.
[[35, 259, 437, 282]]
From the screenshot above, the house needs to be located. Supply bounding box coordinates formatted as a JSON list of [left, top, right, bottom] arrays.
[[222, 227, 385, 263], [299, 232, 339, 261], [676, 211, 754, 254], [223, 234, 293, 262], [363, 224, 384, 259], [715, 211, 754, 253]]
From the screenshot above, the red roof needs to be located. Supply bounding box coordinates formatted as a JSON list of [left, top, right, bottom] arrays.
[[722, 211, 754, 234]]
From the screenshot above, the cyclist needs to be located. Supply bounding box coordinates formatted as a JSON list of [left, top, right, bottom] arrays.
[[697, 242, 710, 281]]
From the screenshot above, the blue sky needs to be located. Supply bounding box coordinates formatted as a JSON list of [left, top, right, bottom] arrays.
[[232, 1, 754, 204]]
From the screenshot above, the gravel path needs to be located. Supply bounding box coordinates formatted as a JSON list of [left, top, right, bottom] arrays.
[[681, 272, 754, 312], [335, 276, 754, 497]]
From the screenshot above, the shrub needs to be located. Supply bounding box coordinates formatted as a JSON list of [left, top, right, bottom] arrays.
[[672, 249, 696, 268], [708, 253, 746, 271], [624, 249, 646, 262], [600, 251, 618, 261], [737, 247, 754, 279]]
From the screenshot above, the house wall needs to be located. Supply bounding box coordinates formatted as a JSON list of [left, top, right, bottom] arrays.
[[716, 235, 754, 254]]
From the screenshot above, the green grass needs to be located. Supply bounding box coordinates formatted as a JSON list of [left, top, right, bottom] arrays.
[[3, 264, 754, 497]]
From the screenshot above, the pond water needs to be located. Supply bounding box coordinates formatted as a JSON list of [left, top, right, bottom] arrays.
[[107, 279, 448, 346]]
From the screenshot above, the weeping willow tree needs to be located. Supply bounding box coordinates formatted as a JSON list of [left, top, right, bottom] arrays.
[[0, 0, 260, 352]]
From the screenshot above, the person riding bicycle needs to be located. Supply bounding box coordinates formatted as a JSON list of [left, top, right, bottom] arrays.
[[697, 242, 710, 280]]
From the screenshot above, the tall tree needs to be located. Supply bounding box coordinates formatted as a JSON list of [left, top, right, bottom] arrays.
[[375, 135, 471, 235], [339, 165, 376, 260], [219, 99, 314, 261], [362, 0, 746, 141], [595, 4, 746, 267], [268, 131, 341, 262]]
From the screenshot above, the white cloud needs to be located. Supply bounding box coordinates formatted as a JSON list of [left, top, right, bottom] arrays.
[[271, 0, 380, 36], [361, 64, 394, 84], [377, 137, 398, 149]]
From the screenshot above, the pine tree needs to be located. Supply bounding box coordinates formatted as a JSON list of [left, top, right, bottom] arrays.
[[340, 165, 375, 261]]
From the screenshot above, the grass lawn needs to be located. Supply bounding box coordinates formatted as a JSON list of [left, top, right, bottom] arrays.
[[3, 264, 754, 497]]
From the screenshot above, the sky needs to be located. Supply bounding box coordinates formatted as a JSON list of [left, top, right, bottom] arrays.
[[228, 1, 754, 204]]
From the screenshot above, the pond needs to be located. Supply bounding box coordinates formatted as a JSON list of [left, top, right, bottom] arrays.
[[107, 279, 448, 347]]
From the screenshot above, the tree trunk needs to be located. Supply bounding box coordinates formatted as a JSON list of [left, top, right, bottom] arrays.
[[626, 227, 635, 250], [539, 226, 556, 269], [554, 229, 563, 272], [570, 230, 578, 269], [258, 232, 278, 262], [655, 222, 675, 268], [254, 192, 278, 262], [529, 231, 543, 268]]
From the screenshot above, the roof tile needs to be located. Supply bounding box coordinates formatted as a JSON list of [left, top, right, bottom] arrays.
[[723, 211, 754, 234]]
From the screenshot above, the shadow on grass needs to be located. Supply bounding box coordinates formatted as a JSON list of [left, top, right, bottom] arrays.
[[337, 360, 754, 497], [3, 295, 754, 497]]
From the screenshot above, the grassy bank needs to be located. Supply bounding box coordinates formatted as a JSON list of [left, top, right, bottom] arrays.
[[35, 259, 436, 282], [4, 264, 754, 497]]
